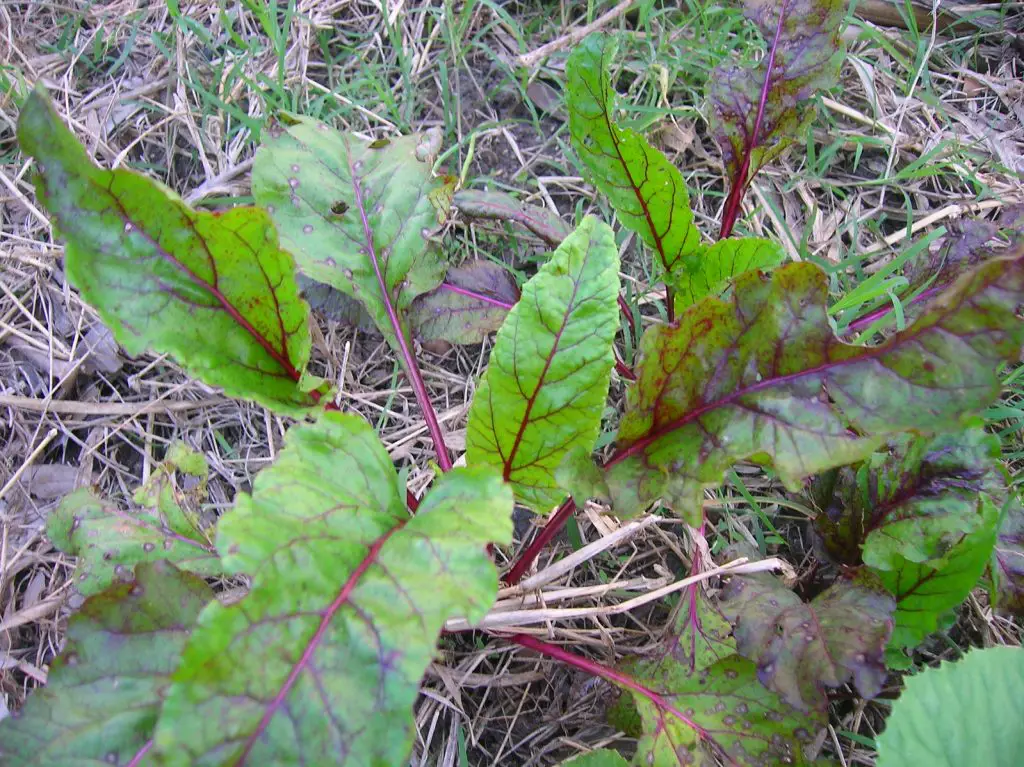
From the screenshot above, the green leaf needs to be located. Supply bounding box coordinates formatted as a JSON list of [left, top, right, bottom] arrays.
[[875, 500, 1000, 667], [566, 34, 700, 284], [0, 562, 211, 766], [409, 261, 520, 344], [152, 413, 513, 765], [876, 647, 1024, 767], [453, 188, 571, 247], [707, 0, 845, 185], [673, 238, 785, 313], [720, 565, 894, 711], [630, 655, 824, 766], [560, 749, 631, 767], [49, 483, 219, 597], [17, 89, 317, 415], [599, 257, 1024, 522], [814, 428, 1005, 571], [252, 117, 448, 351], [993, 497, 1024, 615], [466, 216, 620, 512]]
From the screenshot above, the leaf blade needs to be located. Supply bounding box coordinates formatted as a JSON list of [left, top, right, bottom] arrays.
[[153, 413, 513, 766], [17, 90, 316, 414], [466, 216, 620, 512], [672, 238, 786, 312], [409, 261, 520, 344]]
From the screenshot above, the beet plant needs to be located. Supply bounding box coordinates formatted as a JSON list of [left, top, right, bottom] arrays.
[[3, 1, 1023, 764]]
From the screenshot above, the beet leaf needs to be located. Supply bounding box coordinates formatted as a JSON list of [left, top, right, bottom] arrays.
[[720, 564, 894, 711], [673, 237, 785, 312], [708, 0, 846, 237], [151, 413, 512, 765], [453, 188, 571, 247], [994, 499, 1024, 616], [408, 260, 520, 344], [252, 116, 448, 352], [591, 256, 1024, 523], [17, 90, 319, 414], [0, 562, 211, 766], [566, 34, 700, 290], [466, 216, 620, 512]]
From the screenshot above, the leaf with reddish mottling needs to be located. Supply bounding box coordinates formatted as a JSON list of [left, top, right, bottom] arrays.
[[409, 261, 520, 344], [17, 89, 318, 414], [993, 497, 1024, 616], [598, 256, 1024, 522], [48, 456, 220, 597], [0, 562, 211, 766], [466, 217, 620, 512], [454, 188, 571, 247], [252, 118, 449, 352], [152, 413, 513, 766], [875, 500, 999, 669], [720, 565, 894, 711], [629, 655, 825, 766], [566, 34, 701, 286], [814, 428, 1005, 571], [707, 1, 845, 201], [673, 238, 785, 312]]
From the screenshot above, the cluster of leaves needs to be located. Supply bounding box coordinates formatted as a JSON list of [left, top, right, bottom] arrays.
[[3, 0, 1024, 764]]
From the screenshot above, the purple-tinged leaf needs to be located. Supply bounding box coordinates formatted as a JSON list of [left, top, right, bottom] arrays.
[[297, 274, 376, 331], [152, 413, 513, 766], [720, 565, 894, 711], [708, 1, 845, 236], [814, 428, 1005, 571], [566, 34, 701, 287], [17, 90, 319, 415], [453, 189, 571, 247], [993, 497, 1024, 616], [466, 216, 620, 513], [409, 261, 520, 344], [0, 562, 211, 766], [599, 255, 1024, 523]]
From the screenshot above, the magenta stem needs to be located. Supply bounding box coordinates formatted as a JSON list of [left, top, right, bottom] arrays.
[[439, 282, 515, 310], [504, 497, 576, 585]]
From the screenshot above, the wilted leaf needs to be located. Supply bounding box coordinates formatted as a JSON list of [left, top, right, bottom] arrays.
[[466, 216, 620, 512], [18, 89, 318, 415], [566, 34, 700, 285], [253, 118, 448, 352], [814, 428, 1005, 571], [599, 256, 1024, 522], [875, 501, 999, 668], [409, 261, 520, 344], [453, 189, 571, 247], [153, 413, 513, 765], [876, 647, 1024, 767], [673, 238, 785, 312], [49, 485, 219, 597], [707, 0, 845, 189], [720, 566, 894, 711], [630, 655, 824, 766], [993, 497, 1024, 615], [297, 274, 377, 331], [0, 562, 211, 766]]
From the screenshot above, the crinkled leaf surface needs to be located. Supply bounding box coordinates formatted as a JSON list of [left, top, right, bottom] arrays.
[[0, 562, 211, 766], [17, 90, 316, 414], [600, 257, 1024, 522], [49, 487, 219, 598], [409, 261, 520, 344], [876, 647, 1024, 767], [466, 217, 619, 512], [153, 413, 513, 766], [630, 655, 824, 766], [566, 34, 700, 284], [673, 238, 785, 312], [875, 502, 999, 668], [994, 497, 1024, 615], [720, 565, 894, 711], [707, 0, 845, 185], [815, 428, 1005, 571], [252, 118, 448, 349], [453, 188, 571, 247]]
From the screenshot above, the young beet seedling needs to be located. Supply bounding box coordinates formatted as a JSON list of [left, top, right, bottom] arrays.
[[3, 1, 1023, 764]]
